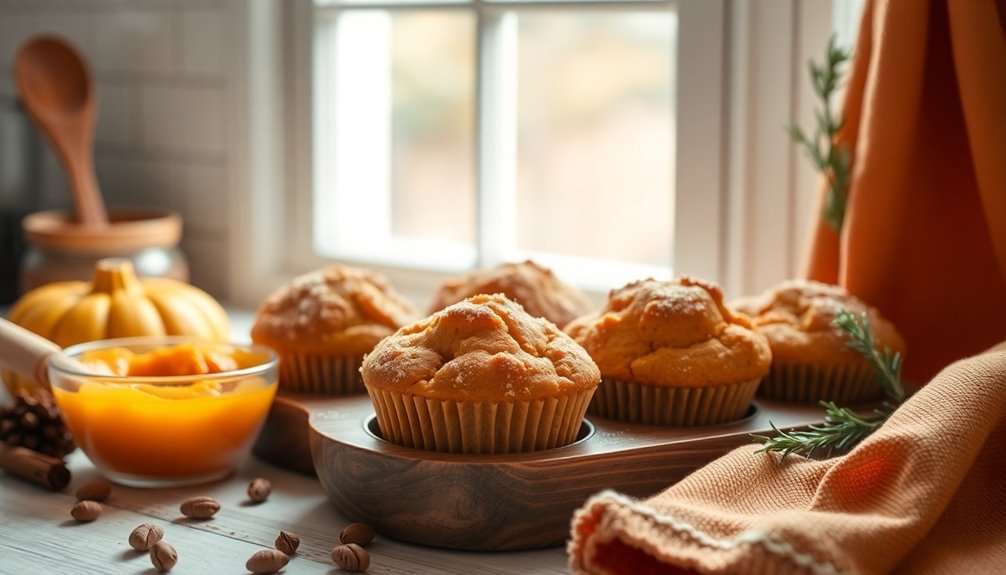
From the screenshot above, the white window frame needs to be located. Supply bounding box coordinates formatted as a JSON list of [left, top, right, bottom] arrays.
[[723, 0, 862, 299], [226, 0, 851, 307]]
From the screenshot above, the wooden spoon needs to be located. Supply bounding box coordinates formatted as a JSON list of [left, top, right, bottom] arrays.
[[0, 318, 86, 391], [14, 36, 108, 226]]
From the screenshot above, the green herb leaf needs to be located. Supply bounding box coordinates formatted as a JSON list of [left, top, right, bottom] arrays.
[[754, 401, 886, 462], [789, 34, 852, 232], [754, 307, 905, 462], [833, 309, 904, 401]]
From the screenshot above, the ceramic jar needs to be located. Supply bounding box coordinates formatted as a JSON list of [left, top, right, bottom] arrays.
[[19, 208, 189, 292]]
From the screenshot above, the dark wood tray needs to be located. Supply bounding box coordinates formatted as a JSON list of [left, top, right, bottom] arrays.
[[253, 393, 823, 551]]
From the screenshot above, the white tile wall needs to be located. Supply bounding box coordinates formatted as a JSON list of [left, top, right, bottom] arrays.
[[0, 71, 15, 98], [95, 156, 181, 214], [31, 10, 97, 61], [0, 0, 234, 298], [34, 145, 71, 210], [175, 161, 226, 233], [94, 10, 174, 75], [94, 81, 135, 146], [178, 9, 226, 77], [0, 14, 34, 72], [180, 233, 229, 297], [139, 84, 224, 156]]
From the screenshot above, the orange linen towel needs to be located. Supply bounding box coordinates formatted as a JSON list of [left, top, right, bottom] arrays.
[[568, 341, 1006, 575], [803, 0, 1006, 383]]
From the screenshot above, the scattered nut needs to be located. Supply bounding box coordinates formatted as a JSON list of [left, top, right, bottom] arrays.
[[75, 479, 112, 502], [179, 496, 220, 519], [128, 523, 165, 551], [247, 477, 272, 503], [331, 543, 369, 572], [339, 523, 375, 547], [70, 500, 102, 522], [149, 540, 178, 572], [246, 548, 290, 574], [275, 530, 300, 555]]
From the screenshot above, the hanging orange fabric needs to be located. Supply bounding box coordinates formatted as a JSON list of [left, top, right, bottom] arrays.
[[803, 0, 1006, 383]]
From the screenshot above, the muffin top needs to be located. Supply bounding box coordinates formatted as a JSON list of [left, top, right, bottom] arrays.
[[565, 277, 771, 387], [428, 260, 592, 328], [730, 279, 906, 364], [251, 265, 415, 355], [362, 294, 600, 402]]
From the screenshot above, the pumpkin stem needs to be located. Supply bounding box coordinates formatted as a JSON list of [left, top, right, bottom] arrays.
[[91, 258, 141, 294]]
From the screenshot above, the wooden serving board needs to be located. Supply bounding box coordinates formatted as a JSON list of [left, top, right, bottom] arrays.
[[253, 393, 825, 551]]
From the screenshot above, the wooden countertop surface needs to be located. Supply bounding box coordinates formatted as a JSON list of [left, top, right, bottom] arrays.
[[0, 310, 568, 574], [0, 448, 570, 574]]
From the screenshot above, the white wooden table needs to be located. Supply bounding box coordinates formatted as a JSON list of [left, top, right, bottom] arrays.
[[0, 448, 570, 574], [0, 309, 568, 573]]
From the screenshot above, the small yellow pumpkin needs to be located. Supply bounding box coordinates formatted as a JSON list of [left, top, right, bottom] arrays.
[[3, 258, 230, 393]]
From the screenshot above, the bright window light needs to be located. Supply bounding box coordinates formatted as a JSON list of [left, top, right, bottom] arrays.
[[313, 2, 678, 290]]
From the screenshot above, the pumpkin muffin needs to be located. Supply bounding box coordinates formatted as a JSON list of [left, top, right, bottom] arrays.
[[730, 279, 906, 404], [361, 293, 600, 454], [252, 265, 415, 394], [428, 260, 592, 328], [565, 277, 771, 425]]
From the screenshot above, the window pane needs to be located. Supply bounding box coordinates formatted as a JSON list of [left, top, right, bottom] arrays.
[[390, 12, 476, 245], [314, 10, 476, 268], [515, 12, 676, 268], [317, 0, 468, 6]]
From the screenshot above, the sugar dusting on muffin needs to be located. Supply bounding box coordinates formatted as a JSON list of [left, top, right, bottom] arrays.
[[251, 264, 416, 393], [566, 276, 771, 388], [252, 265, 415, 355], [729, 278, 906, 404], [362, 293, 600, 453], [730, 278, 905, 365], [363, 293, 599, 402], [428, 261, 592, 328]]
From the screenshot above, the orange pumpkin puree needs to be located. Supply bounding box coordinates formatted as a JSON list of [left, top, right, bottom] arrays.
[[52, 344, 277, 479]]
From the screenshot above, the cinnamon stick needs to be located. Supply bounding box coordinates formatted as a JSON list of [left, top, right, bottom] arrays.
[[0, 443, 71, 490]]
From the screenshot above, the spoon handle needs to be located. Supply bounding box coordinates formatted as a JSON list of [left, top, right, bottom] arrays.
[[0, 318, 62, 389], [62, 134, 108, 226], [13, 35, 109, 227]]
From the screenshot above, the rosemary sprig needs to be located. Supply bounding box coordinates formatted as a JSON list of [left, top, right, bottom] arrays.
[[832, 310, 904, 403], [754, 309, 905, 462], [787, 35, 852, 232]]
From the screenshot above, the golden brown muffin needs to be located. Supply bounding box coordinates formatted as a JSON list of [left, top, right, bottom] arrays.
[[565, 276, 771, 425], [362, 293, 600, 454], [252, 264, 415, 393], [428, 260, 592, 328], [730, 279, 906, 404]]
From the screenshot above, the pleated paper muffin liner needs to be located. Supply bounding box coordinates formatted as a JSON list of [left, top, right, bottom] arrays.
[[587, 378, 761, 426], [755, 362, 881, 404], [277, 353, 365, 394], [366, 387, 596, 454]]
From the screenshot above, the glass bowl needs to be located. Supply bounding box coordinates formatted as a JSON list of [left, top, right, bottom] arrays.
[[48, 337, 278, 488]]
